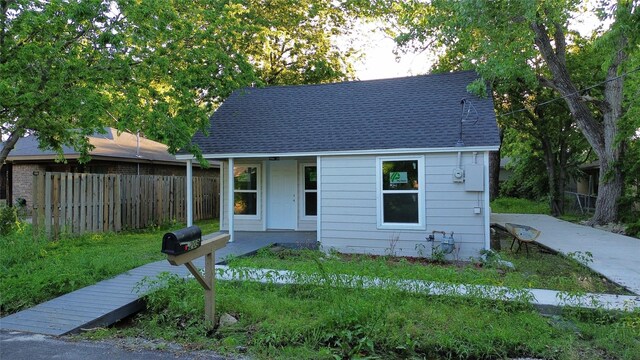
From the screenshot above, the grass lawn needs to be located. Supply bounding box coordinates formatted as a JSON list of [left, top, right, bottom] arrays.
[[0, 220, 219, 316], [491, 196, 593, 223], [491, 197, 551, 214], [88, 252, 640, 360]]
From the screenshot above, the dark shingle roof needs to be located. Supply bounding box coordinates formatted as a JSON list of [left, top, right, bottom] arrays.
[[7, 128, 180, 163], [190, 71, 500, 155]]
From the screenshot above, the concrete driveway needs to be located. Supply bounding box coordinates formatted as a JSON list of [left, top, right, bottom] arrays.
[[491, 213, 640, 295]]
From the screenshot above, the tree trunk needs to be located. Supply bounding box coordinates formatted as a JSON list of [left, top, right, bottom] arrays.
[[489, 151, 501, 201], [0, 128, 24, 173], [488, 128, 503, 201], [541, 137, 561, 216], [591, 37, 626, 224], [557, 139, 567, 215], [531, 20, 626, 225]]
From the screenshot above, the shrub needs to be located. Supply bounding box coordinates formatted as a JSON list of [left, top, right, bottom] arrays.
[[0, 204, 20, 235]]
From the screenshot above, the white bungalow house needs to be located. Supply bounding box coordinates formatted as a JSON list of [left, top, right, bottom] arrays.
[[177, 71, 501, 259]]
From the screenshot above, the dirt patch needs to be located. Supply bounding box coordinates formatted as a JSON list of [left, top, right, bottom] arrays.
[[338, 253, 474, 268]]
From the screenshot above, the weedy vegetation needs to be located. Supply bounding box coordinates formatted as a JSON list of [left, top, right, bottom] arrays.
[[0, 219, 219, 315], [86, 244, 638, 360]]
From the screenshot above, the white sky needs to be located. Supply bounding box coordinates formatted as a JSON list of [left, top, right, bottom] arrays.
[[346, 23, 436, 81]]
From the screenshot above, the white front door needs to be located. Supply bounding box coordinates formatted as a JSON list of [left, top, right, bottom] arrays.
[[267, 160, 297, 229]]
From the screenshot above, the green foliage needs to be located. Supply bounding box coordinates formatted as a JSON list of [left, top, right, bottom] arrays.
[[229, 0, 359, 86], [618, 47, 640, 236], [0, 1, 256, 165], [1, 0, 364, 167], [491, 197, 550, 215], [499, 141, 551, 200], [390, 0, 639, 224], [109, 258, 639, 359], [227, 247, 626, 295], [0, 220, 219, 315], [0, 204, 21, 235]]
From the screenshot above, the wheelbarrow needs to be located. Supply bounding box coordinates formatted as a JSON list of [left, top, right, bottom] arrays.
[[504, 223, 541, 256]]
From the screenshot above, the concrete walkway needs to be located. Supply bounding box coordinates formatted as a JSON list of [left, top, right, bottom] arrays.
[[0, 231, 317, 336], [491, 213, 640, 295]]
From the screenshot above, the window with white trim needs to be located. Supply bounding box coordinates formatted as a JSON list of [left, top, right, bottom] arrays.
[[234, 165, 259, 216], [377, 156, 424, 228], [303, 165, 317, 217]]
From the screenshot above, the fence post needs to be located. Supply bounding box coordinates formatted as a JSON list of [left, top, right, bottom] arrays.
[[52, 173, 60, 239], [44, 173, 52, 239], [32, 172, 46, 236]]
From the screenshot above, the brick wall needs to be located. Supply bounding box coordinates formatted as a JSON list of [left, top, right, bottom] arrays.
[[12, 163, 47, 212]]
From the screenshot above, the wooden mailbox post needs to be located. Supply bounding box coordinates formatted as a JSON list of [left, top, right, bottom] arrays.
[[165, 233, 230, 325]]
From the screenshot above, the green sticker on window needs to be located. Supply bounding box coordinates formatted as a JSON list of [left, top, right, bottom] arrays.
[[390, 172, 408, 184]]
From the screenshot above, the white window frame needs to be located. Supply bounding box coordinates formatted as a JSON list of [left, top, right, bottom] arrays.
[[299, 163, 318, 220], [233, 163, 261, 220], [376, 155, 425, 230]]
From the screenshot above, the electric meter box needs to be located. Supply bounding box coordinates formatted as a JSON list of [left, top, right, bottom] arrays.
[[464, 164, 484, 191]]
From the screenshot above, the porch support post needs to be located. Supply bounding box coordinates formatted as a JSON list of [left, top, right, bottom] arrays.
[[186, 159, 193, 226], [316, 156, 322, 246], [483, 151, 491, 250], [228, 158, 235, 243]]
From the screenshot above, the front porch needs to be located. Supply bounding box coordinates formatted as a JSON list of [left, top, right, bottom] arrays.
[[209, 231, 319, 260]]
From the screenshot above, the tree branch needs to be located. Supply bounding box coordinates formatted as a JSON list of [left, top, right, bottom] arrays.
[[581, 94, 609, 112], [553, 22, 566, 65], [530, 19, 605, 156], [0, 125, 24, 172], [537, 75, 559, 92]]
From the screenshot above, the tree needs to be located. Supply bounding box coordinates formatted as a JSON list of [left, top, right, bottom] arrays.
[[229, 0, 359, 85], [1, 0, 257, 171], [500, 85, 589, 215], [1, 0, 367, 171], [392, 0, 639, 224]]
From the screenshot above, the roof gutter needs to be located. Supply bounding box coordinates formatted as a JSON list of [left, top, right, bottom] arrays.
[[175, 146, 500, 160]]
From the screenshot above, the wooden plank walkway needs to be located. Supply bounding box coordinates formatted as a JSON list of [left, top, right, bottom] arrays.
[[0, 231, 317, 336]]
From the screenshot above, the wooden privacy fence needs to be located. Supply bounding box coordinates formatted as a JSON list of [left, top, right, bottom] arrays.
[[32, 172, 219, 238]]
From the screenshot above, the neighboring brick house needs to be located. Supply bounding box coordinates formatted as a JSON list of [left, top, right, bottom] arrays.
[[1, 128, 218, 210]]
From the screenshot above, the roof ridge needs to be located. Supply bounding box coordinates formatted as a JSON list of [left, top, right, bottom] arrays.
[[243, 69, 478, 92]]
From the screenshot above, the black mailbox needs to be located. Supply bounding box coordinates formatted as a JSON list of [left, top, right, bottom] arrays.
[[161, 225, 202, 255]]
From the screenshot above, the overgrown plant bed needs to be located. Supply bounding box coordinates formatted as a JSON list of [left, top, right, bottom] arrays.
[[87, 272, 640, 360], [225, 243, 629, 295], [0, 220, 220, 316]]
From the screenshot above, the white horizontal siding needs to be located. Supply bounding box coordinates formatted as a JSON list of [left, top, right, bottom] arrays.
[[323, 191, 375, 200], [322, 183, 377, 192], [320, 152, 487, 259], [322, 175, 375, 184], [322, 207, 375, 216], [322, 214, 375, 224], [322, 198, 377, 208], [297, 219, 316, 231], [322, 167, 375, 176]]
